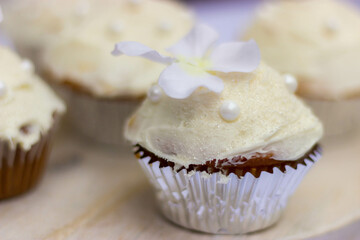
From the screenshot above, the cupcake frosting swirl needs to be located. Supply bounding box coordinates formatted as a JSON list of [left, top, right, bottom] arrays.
[[244, 0, 360, 100], [40, 0, 193, 98], [0, 47, 65, 150], [125, 62, 323, 167]]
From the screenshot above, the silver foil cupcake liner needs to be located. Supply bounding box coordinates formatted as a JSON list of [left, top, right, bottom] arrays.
[[136, 146, 321, 234], [0, 116, 60, 200], [306, 99, 360, 137], [56, 85, 140, 146]]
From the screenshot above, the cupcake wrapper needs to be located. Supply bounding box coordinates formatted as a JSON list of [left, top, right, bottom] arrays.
[[137, 147, 321, 234], [0, 117, 59, 200], [56, 85, 139, 146], [306, 99, 360, 137]]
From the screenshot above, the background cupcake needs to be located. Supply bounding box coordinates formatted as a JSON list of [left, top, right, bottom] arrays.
[[243, 0, 360, 137], [0, 46, 65, 200], [38, 0, 194, 145], [120, 25, 323, 234], [1, 0, 87, 68]]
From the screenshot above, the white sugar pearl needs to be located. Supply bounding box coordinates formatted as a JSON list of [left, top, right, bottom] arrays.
[[158, 21, 172, 32], [74, 1, 90, 17], [0, 81, 7, 97], [325, 19, 339, 33], [21, 59, 34, 72], [109, 21, 124, 34], [220, 101, 240, 122], [284, 74, 298, 93], [147, 85, 162, 103], [129, 0, 142, 5]]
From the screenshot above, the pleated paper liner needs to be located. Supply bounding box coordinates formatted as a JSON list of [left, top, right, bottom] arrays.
[[134, 145, 321, 234], [0, 116, 60, 200], [306, 99, 360, 138], [45, 74, 141, 146]]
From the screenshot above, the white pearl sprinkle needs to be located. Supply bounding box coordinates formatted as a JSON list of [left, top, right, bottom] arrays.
[[0, 81, 7, 97], [21, 59, 34, 72], [220, 101, 240, 122], [147, 85, 162, 103], [325, 19, 339, 33], [129, 0, 142, 5], [108, 21, 124, 34], [158, 21, 172, 32], [74, 1, 90, 17], [284, 74, 298, 93]]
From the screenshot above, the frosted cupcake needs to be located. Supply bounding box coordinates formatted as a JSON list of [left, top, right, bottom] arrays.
[[118, 24, 323, 234], [243, 0, 360, 136], [0, 46, 65, 200], [39, 0, 193, 145], [1, 0, 87, 67]]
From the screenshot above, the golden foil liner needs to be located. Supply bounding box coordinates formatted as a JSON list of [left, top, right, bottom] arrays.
[[306, 99, 360, 137], [136, 146, 321, 234], [0, 117, 59, 200]]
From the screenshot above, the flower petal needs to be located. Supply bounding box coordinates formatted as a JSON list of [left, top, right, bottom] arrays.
[[158, 63, 224, 99], [209, 39, 261, 73], [167, 24, 219, 59], [112, 41, 174, 64]]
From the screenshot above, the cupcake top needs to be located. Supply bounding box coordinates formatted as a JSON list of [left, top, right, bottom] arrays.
[[244, 0, 360, 100], [2, 0, 82, 57], [121, 24, 323, 167], [0, 47, 65, 150], [40, 0, 193, 98]]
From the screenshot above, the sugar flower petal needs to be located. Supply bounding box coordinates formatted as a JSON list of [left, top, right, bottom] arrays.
[[158, 63, 224, 99], [167, 24, 218, 59], [209, 40, 261, 73], [112, 41, 174, 64]]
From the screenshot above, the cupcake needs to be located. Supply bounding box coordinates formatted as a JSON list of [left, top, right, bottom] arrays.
[[38, 0, 193, 145], [1, 0, 85, 67], [119, 24, 323, 234], [243, 0, 360, 136], [0, 46, 65, 200]]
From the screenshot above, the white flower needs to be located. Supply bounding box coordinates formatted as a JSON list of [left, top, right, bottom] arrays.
[[112, 24, 260, 99]]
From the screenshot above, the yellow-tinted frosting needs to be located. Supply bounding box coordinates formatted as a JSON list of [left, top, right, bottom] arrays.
[[125, 62, 323, 166], [39, 0, 193, 98], [2, 0, 84, 59], [0, 47, 65, 150], [244, 0, 360, 100]]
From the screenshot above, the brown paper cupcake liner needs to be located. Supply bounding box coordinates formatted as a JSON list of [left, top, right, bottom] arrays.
[[0, 116, 59, 200], [306, 99, 360, 137]]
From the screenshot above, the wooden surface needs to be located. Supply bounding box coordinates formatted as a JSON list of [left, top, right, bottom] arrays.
[[0, 129, 359, 240]]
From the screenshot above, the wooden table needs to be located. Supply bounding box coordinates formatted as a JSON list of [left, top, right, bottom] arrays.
[[0, 128, 359, 240]]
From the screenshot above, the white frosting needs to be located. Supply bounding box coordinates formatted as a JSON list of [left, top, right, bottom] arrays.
[[3, 0, 193, 98], [34, 0, 193, 98], [2, 0, 81, 59], [244, 0, 360, 100], [125, 62, 323, 166], [0, 47, 65, 150]]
